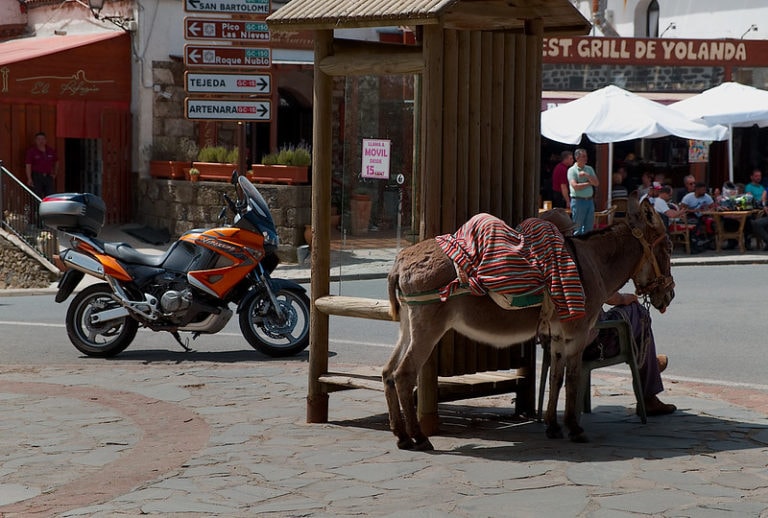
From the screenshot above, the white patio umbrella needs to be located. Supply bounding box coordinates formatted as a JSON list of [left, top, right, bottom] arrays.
[[541, 85, 729, 204], [670, 82, 768, 182]]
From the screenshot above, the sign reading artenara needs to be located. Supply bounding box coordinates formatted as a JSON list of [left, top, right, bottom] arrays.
[[186, 99, 272, 121]]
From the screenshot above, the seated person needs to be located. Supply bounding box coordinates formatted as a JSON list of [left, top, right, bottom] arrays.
[[584, 292, 676, 416], [745, 168, 767, 206], [649, 185, 685, 228], [680, 181, 715, 243]]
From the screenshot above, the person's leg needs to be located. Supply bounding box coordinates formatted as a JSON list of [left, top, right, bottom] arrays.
[[571, 198, 589, 235], [606, 303, 675, 415], [31, 172, 46, 198], [583, 200, 595, 233], [41, 174, 55, 197]]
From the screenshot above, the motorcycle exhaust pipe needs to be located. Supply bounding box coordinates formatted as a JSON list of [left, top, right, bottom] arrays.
[[60, 249, 106, 279]]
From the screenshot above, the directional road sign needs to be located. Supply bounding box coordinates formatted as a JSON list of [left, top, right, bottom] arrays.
[[185, 98, 271, 121], [185, 72, 271, 95], [185, 0, 270, 15], [185, 45, 271, 68], [184, 18, 270, 42]]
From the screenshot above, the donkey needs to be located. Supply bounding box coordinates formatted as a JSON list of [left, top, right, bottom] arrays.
[[383, 193, 674, 450]]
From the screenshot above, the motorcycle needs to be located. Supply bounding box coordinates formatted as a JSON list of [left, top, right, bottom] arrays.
[[41, 174, 310, 358]]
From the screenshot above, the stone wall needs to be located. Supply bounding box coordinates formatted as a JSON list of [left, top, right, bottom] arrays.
[[0, 233, 59, 289], [135, 178, 312, 261], [542, 64, 725, 92]]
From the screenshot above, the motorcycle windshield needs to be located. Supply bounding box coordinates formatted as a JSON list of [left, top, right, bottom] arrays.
[[238, 176, 279, 245]]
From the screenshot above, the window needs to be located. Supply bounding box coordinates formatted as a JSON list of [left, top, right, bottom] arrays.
[[647, 0, 660, 38]]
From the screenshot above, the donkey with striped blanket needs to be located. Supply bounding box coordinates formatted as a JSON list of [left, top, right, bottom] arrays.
[[383, 193, 674, 450]]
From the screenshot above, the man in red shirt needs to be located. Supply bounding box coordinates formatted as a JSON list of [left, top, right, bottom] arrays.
[[551, 150, 573, 208], [25, 132, 58, 198]]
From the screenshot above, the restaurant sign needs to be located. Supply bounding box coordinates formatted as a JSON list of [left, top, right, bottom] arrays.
[[543, 37, 748, 66]]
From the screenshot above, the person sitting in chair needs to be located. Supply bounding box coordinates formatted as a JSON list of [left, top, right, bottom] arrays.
[[539, 208, 676, 416], [585, 292, 676, 416]]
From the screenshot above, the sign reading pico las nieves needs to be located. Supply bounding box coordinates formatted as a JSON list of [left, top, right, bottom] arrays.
[[361, 139, 391, 179]]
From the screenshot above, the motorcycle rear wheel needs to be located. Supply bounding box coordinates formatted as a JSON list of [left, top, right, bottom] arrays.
[[239, 287, 310, 357], [66, 283, 138, 357]]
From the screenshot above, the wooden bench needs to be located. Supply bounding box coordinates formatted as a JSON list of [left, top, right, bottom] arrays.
[[314, 295, 537, 433]]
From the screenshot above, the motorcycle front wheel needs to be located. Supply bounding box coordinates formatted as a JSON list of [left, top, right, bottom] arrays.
[[66, 283, 138, 357], [239, 287, 310, 357]]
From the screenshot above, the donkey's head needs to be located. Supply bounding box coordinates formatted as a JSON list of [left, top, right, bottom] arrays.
[[626, 192, 675, 312]]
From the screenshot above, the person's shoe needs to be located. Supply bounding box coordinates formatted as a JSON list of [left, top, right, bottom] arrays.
[[641, 395, 676, 416], [657, 354, 668, 373]]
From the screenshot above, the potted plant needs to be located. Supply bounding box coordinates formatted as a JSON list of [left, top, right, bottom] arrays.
[[147, 137, 198, 179], [187, 167, 200, 183], [251, 143, 311, 184], [193, 145, 238, 182]]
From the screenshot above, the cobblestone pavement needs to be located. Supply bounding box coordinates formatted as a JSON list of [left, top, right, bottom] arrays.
[[0, 361, 766, 517]]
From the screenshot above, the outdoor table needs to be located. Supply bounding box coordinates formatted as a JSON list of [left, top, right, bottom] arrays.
[[700, 210, 752, 253]]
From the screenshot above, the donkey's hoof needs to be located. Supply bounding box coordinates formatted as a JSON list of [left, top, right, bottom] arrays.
[[414, 437, 434, 451], [568, 431, 589, 443], [397, 438, 416, 450], [545, 426, 564, 439]]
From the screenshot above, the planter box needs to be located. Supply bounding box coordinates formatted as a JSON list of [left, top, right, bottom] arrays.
[[149, 160, 190, 179], [192, 162, 237, 182], [251, 164, 309, 185]]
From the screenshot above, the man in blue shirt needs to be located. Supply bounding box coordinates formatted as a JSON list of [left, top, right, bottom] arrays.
[[745, 168, 767, 206], [567, 148, 599, 235]]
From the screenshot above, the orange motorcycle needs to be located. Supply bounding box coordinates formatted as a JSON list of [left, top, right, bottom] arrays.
[[41, 175, 309, 358]]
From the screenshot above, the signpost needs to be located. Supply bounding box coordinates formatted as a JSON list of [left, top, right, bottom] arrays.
[[185, 72, 271, 95], [184, 18, 270, 42], [185, 0, 270, 15], [185, 99, 271, 121], [185, 45, 271, 68]]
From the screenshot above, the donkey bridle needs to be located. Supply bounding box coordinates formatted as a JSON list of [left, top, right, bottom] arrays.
[[631, 227, 675, 296]]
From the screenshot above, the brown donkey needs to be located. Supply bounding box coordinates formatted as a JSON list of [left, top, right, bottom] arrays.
[[383, 194, 674, 450]]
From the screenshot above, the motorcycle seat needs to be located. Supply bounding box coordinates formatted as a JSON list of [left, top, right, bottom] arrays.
[[103, 241, 168, 267]]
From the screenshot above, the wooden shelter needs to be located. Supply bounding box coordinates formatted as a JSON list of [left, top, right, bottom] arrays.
[[267, 0, 590, 433]]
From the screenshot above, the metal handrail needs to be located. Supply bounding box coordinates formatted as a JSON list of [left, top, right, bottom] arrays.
[[0, 160, 57, 263]]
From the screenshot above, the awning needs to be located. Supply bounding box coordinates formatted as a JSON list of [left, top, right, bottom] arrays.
[[0, 31, 125, 66]]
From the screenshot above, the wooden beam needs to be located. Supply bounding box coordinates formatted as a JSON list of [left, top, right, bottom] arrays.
[[268, 16, 439, 32], [314, 296, 394, 321], [318, 39, 424, 76], [307, 29, 334, 424]]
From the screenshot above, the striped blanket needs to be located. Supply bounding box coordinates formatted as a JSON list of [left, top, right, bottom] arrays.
[[435, 213, 586, 321]]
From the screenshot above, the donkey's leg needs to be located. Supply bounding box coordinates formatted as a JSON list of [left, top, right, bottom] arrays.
[[393, 318, 444, 451], [544, 336, 566, 439], [382, 314, 414, 449], [563, 345, 588, 442]]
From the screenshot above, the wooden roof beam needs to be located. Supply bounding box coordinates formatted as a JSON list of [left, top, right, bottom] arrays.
[[319, 38, 424, 76]]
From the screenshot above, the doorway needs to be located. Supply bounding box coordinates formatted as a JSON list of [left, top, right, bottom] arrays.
[[64, 138, 102, 195]]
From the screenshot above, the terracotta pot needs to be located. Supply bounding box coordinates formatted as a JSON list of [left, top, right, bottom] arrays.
[[192, 162, 237, 182], [349, 194, 372, 235], [251, 164, 310, 185], [149, 160, 190, 179]]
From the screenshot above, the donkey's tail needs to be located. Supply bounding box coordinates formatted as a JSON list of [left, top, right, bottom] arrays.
[[387, 270, 400, 321]]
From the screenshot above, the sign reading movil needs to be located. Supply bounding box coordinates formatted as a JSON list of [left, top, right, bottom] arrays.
[[185, 99, 271, 121], [185, 72, 271, 95], [543, 37, 748, 65], [185, 0, 270, 15], [361, 139, 391, 180]]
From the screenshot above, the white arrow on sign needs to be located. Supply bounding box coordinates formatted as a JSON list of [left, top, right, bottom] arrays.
[[188, 48, 201, 64], [188, 21, 201, 37], [186, 98, 272, 121]]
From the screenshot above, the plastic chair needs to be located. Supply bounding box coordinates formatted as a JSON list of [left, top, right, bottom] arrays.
[[538, 319, 647, 424]]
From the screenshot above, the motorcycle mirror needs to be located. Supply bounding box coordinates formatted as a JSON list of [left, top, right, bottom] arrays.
[[217, 206, 227, 221], [230, 170, 239, 185]]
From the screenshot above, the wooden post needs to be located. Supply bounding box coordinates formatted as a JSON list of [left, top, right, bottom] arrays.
[[418, 23, 444, 435], [307, 29, 334, 424]]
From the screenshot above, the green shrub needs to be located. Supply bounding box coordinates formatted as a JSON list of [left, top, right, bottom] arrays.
[[260, 143, 312, 166], [197, 145, 231, 163]]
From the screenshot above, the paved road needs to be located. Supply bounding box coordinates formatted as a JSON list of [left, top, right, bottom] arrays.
[[2, 267, 766, 390]]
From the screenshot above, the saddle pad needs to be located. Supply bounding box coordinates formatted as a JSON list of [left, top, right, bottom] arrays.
[[435, 213, 585, 321]]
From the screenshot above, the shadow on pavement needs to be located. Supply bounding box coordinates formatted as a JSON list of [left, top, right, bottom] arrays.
[[332, 401, 767, 462]]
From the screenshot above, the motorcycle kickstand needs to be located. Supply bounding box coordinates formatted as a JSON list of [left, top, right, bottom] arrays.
[[171, 331, 193, 352]]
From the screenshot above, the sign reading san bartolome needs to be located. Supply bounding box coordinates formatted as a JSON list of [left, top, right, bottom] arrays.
[[184, 0, 269, 15]]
